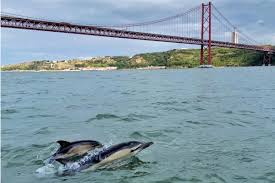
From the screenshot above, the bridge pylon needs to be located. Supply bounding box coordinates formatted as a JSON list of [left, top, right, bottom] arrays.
[[200, 2, 212, 66], [263, 52, 272, 66]]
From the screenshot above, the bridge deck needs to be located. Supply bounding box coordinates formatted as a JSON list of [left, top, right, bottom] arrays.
[[1, 16, 274, 53]]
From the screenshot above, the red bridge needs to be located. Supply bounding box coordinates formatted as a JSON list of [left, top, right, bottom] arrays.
[[1, 2, 274, 65]]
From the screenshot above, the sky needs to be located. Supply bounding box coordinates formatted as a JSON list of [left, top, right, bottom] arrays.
[[1, 0, 275, 65]]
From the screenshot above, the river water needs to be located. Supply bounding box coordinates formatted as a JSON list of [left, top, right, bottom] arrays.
[[1, 67, 275, 183]]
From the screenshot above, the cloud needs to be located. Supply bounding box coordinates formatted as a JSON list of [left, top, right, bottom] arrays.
[[256, 20, 265, 25]]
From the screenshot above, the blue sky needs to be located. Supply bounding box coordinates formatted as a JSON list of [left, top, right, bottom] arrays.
[[1, 0, 275, 65]]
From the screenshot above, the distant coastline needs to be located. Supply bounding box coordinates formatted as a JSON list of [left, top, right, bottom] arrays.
[[1, 48, 274, 71], [1, 66, 168, 72]]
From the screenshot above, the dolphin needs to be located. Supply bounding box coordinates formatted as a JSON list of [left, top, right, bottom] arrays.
[[63, 141, 153, 173], [49, 140, 103, 165]]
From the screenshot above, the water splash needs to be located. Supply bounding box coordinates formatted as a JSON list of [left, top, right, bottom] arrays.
[[35, 141, 114, 176], [35, 163, 58, 177]]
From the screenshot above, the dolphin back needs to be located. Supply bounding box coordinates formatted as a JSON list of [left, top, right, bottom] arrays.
[[50, 140, 103, 165], [57, 140, 103, 149]]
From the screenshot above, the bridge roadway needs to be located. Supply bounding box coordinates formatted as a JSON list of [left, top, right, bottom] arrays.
[[1, 16, 274, 53]]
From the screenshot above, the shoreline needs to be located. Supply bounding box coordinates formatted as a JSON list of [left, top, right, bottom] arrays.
[[0, 66, 167, 72], [1, 65, 270, 73]]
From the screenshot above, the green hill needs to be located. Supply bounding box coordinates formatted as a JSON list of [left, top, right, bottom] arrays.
[[1, 48, 273, 71]]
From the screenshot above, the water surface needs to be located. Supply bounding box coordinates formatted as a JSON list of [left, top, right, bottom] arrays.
[[1, 67, 275, 183]]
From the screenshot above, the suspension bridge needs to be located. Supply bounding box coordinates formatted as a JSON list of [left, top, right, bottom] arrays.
[[1, 2, 274, 66]]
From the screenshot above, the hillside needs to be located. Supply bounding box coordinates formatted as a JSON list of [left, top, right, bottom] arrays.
[[1, 48, 273, 71]]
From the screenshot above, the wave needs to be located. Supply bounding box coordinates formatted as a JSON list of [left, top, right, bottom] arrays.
[[85, 113, 156, 123]]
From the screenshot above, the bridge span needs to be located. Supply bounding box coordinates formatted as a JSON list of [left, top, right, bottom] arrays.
[[1, 2, 274, 65]]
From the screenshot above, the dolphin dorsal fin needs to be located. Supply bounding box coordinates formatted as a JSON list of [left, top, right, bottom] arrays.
[[57, 140, 71, 148]]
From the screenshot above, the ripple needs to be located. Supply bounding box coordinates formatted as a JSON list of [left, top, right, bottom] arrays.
[[163, 128, 182, 134], [3, 146, 47, 168], [133, 171, 151, 177], [224, 110, 233, 114], [184, 120, 214, 127], [33, 127, 51, 135], [242, 135, 268, 142], [66, 105, 80, 109], [119, 117, 139, 122], [185, 120, 201, 125], [1, 144, 13, 155], [36, 90, 49, 95], [129, 132, 148, 139], [128, 114, 156, 120], [163, 107, 191, 112], [131, 129, 179, 139], [239, 157, 255, 163], [155, 176, 201, 183], [233, 175, 247, 181], [2, 129, 14, 135], [227, 121, 245, 127], [121, 92, 132, 95], [15, 90, 28, 95], [1, 116, 12, 120], [96, 113, 120, 120], [21, 106, 40, 111], [120, 114, 156, 122], [85, 113, 120, 122], [205, 173, 226, 183], [194, 107, 206, 111], [1, 109, 18, 114], [239, 110, 255, 116], [86, 113, 156, 123], [153, 101, 178, 105], [26, 114, 56, 119], [145, 131, 166, 138], [256, 171, 275, 182]]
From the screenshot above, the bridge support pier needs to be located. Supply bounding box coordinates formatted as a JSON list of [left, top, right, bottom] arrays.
[[200, 2, 212, 67], [263, 52, 272, 66]]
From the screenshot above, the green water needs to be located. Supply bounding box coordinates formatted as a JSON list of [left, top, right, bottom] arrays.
[[1, 67, 275, 183]]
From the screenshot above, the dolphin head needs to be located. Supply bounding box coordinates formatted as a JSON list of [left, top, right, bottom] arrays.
[[127, 141, 154, 155]]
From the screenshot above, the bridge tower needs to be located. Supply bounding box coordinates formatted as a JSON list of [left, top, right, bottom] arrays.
[[231, 29, 239, 44], [200, 2, 212, 66], [263, 52, 272, 66]]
